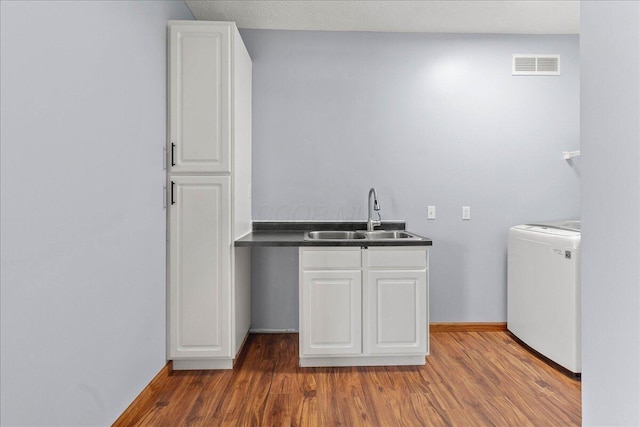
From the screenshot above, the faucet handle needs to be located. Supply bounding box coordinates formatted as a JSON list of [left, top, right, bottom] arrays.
[[367, 219, 382, 232]]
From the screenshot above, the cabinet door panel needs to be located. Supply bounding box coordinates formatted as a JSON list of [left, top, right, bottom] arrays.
[[169, 24, 230, 173], [366, 270, 427, 355], [301, 271, 361, 356], [168, 176, 231, 358]]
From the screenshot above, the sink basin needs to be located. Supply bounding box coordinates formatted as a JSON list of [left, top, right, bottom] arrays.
[[362, 230, 419, 240], [304, 230, 421, 241], [305, 231, 366, 240]]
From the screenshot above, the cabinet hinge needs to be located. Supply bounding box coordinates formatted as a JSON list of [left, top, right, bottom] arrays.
[[163, 146, 167, 170], [163, 185, 167, 209]]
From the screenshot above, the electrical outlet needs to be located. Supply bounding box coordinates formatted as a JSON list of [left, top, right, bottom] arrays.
[[462, 206, 471, 220], [427, 206, 436, 220]]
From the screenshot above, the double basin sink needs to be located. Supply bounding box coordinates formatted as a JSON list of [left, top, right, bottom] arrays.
[[305, 230, 421, 241]]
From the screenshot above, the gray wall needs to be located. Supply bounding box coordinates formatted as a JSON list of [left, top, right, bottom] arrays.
[[581, 2, 640, 425], [241, 30, 580, 328], [0, 1, 193, 425]]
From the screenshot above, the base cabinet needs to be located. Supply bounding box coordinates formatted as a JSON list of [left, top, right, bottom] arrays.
[[299, 247, 429, 367]]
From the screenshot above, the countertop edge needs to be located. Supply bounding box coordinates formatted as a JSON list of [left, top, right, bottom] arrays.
[[234, 229, 433, 248]]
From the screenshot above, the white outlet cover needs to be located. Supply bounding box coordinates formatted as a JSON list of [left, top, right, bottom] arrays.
[[462, 206, 471, 220]]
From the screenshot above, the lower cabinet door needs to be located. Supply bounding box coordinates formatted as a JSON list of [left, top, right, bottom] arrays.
[[168, 176, 231, 359], [300, 270, 362, 356], [365, 270, 427, 355]]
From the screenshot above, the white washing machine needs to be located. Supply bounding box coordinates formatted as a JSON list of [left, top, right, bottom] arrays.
[[507, 221, 581, 375]]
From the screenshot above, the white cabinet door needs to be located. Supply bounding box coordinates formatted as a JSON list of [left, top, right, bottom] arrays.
[[365, 270, 427, 355], [300, 270, 362, 356], [168, 176, 231, 359], [168, 23, 231, 173]]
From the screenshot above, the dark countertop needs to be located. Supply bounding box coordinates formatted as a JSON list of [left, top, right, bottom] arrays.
[[234, 221, 433, 247]]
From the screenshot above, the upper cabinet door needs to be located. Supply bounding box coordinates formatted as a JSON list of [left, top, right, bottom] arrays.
[[169, 23, 231, 173]]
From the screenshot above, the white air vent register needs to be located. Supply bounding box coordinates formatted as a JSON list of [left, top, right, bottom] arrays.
[[513, 54, 560, 76]]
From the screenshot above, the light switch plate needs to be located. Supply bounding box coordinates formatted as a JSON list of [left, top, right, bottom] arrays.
[[427, 206, 436, 220]]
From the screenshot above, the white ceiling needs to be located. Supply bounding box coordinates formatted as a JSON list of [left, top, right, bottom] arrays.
[[184, 0, 580, 34]]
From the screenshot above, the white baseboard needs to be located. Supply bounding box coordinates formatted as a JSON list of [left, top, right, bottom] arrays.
[[300, 355, 426, 368], [172, 358, 233, 370], [249, 328, 298, 333]]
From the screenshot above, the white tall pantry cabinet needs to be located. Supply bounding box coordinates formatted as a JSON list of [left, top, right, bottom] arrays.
[[167, 21, 252, 370]]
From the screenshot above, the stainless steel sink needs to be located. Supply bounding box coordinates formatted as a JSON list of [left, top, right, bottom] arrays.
[[304, 230, 421, 241], [362, 230, 420, 240], [305, 231, 367, 240]]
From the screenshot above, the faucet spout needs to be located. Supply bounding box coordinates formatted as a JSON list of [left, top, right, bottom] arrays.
[[367, 188, 382, 232]]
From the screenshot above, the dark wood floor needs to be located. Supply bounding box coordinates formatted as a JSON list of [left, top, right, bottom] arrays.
[[129, 332, 581, 426]]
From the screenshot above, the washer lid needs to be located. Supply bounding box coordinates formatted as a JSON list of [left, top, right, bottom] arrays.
[[511, 224, 580, 238], [527, 220, 580, 232]]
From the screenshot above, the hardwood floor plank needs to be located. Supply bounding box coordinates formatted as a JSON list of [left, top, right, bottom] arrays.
[[291, 388, 318, 427], [122, 332, 581, 426], [407, 392, 451, 426], [261, 393, 290, 427]]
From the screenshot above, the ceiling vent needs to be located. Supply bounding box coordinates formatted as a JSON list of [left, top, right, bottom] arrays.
[[513, 54, 560, 76]]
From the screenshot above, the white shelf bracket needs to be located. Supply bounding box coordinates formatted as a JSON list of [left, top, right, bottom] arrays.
[[563, 150, 581, 160]]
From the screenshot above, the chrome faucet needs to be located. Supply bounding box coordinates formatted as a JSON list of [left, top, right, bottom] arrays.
[[367, 187, 382, 231]]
